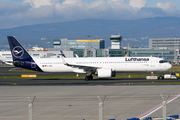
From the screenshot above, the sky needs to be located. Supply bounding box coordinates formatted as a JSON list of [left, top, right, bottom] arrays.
[[0, 0, 180, 29]]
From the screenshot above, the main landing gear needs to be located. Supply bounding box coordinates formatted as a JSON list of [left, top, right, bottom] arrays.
[[85, 75, 93, 81]]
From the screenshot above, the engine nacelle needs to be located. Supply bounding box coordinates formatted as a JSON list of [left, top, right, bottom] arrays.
[[97, 68, 116, 78]]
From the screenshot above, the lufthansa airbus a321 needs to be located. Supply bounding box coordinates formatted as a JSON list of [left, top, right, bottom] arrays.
[[7, 36, 172, 81]]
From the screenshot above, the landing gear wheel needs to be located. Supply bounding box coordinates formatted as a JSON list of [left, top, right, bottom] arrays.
[[89, 75, 93, 80], [85, 76, 89, 81], [85, 75, 93, 81]]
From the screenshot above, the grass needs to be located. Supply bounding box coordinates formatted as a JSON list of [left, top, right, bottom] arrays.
[[0, 73, 166, 79], [0, 76, 23, 79], [166, 65, 180, 72]]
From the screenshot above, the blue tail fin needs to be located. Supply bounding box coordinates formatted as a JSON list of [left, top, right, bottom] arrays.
[[7, 36, 43, 72], [7, 36, 33, 61]]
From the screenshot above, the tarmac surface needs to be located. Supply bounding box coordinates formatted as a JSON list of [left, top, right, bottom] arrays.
[[0, 86, 180, 120], [0, 67, 180, 119]]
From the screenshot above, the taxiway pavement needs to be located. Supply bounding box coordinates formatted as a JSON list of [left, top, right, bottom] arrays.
[[0, 66, 180, 86]]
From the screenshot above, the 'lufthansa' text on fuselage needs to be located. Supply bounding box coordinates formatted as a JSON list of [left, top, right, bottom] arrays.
[[125, 58, 149, 62]]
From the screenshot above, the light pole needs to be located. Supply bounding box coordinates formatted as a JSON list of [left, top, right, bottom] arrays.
[[86, 35, 92, 57]]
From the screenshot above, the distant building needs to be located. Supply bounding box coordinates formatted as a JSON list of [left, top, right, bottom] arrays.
[[53, 39, 105, 50], [129, 49, 175, 61], [1, 36, 180, 63], [149, 38, 180, 49], [73, 49, 127, 57], [110, 35, 122, 49], [0, 50, 72, 59], [109, 49, 127, 57]]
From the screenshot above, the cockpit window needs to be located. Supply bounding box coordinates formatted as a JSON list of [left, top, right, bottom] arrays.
[[159, 60, 167, 63]]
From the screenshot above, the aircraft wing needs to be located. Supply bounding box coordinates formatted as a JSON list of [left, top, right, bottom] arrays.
[[68, 63, 98, 71], [60, 55, 99, 73]]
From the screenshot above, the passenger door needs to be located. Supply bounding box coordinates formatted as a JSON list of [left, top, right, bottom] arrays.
[[150, 58, 155, 67]]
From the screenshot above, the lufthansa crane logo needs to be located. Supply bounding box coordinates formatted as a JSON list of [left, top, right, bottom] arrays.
[[12, 46, 24, 58]]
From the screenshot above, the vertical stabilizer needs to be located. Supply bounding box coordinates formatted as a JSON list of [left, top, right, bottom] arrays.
[[60, 50, 66, 58], [7, 36, 33, 61], [7, 36, 42, 71]]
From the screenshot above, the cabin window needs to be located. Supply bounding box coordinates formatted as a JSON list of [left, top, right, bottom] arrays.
[[159, 60, 167, 63]]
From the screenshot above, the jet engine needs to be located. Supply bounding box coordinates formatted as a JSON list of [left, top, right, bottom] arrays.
[[97, 68, 116, 78]]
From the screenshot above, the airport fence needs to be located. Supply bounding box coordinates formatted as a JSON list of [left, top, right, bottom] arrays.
[[0, 94, 180, 120]]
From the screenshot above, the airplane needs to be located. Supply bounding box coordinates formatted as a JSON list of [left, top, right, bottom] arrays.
[[7, 36, 172, 81], [0, 57, 13, 65]]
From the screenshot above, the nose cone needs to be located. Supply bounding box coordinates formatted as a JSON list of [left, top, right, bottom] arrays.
[[166, 63, 172, 70]]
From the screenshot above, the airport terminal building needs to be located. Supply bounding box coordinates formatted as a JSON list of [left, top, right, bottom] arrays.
[[149, 38, 180, 49], [149, 37, 180, 61], [128, 49, 175, 61], [53, 39, 105, 50], [1, 36, 180, 63]]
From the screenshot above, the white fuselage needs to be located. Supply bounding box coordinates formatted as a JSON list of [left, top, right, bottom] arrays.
[[33, 57, 172, 73]]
